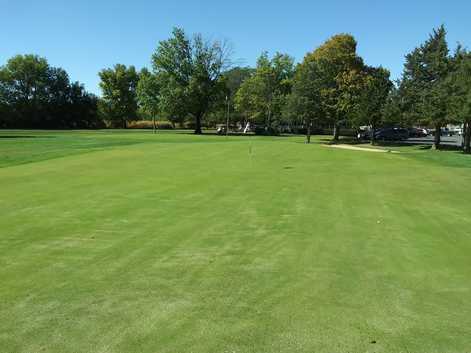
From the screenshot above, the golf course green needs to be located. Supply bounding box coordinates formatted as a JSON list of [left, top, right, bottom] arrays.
[[1, 130, 470, 353]]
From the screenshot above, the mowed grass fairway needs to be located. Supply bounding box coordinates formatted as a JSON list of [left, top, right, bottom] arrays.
[[1, 131, 471, 353]]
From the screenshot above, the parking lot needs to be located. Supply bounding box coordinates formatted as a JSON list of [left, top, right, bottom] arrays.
[[407, 135, 463, 146]]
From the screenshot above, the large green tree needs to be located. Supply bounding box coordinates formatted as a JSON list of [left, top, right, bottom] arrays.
[[136, 68, 161, 133], [303, 34, 365, 141], [218, 67, 254, 126], [67, 82, 100, 128], [448, 50, 471, 153], [0, 54, 99, 128], [223, 67, 254, 97], [0, 54, 50, 127], [203, 67, 254, 128], [287, 34, 386, 142], [234, 52, 294, 134], [399, 26, 452, 149], [287, 59, 324, 143], [99, 64, 139, 128], [348, 66, 393, 144], [151, 28, 231, 134]]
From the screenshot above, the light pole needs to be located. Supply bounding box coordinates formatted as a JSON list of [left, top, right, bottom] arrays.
[[225, 95, 230, 137]]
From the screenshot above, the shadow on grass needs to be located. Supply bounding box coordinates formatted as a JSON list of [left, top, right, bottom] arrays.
[[0, 135, 56, 139], [319, 137, 465, 152], [319, 137, 365, 145], [375, 142, 462, 152], [179, 131, 297, 138]]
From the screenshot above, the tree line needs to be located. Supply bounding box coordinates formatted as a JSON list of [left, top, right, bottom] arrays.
[[1, 26, 470, 152], [0, 55, 101, 129]]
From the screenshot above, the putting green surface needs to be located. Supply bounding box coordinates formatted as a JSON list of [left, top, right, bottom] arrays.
[[1, 131, 470, 353]]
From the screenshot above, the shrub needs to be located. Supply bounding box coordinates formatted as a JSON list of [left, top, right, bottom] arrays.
[[127, 120, 174, 129], [254, 126, 280, 136]]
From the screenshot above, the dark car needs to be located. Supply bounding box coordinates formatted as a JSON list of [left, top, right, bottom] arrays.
[[375, 127, 409, 141], [358, 127, 409, 141], [357, 129, 372, 140]]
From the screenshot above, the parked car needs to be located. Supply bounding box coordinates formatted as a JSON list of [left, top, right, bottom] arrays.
[[442, 128, 453, 136], [376, 127, 409, 141], [452, 127, 463, 136], [408, 128, 428, 138], [358, 127, 409, 141], [357, 129, 371, 140]]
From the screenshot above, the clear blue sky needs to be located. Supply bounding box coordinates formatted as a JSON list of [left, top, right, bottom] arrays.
[[1, 0, 470, 95]]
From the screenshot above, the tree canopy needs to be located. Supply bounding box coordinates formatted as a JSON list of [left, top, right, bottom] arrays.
[[447, 50, 471, 153], [234, 52, 294, 134], [398, 26, 453, 148], [99, 64, 140, 128], [151, 27, 232, 133], [0, 54, 99, 128], [302, 34, 365, 140], [287, 34, 391, 142], [136, 68, 161, 131]]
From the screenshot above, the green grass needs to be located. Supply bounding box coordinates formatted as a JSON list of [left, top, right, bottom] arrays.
[[1, 130, 471, 353]]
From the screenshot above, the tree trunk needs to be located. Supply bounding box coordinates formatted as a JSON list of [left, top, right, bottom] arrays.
[[370, 122, 376, 145], [152, 114, 156, 134], [433, 124, 441, 149], [266, 105, 272, 132], [306, 120, 311, 144], [332, 122, 340, 142], [123, 119, 127, 129], [194, 113, 203, 134], [464, 121, 471, 154]]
